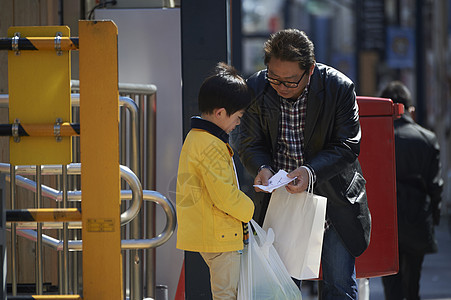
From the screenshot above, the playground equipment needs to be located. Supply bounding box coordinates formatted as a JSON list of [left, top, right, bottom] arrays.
[[0, 21, 176, 300]]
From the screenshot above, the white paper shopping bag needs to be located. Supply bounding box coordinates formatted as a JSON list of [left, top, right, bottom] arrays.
[[263, 183, 327, 280]]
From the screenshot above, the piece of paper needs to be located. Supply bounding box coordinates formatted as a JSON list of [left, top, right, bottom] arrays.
[[253, 169, 296, 193]]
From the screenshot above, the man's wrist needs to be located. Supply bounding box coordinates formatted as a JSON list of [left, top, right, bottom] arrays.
[[258, 164, 275, 175], [302, 164, 316, 183]]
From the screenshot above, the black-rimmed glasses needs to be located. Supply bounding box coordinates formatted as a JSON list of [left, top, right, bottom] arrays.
[[265, 69, 307, 88]]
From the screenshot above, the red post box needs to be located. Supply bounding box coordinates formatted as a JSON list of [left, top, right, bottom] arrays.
[[355, 96, 404, 278]]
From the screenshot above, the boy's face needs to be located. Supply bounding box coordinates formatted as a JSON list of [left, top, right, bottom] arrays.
[[217, 109, 245, 134]]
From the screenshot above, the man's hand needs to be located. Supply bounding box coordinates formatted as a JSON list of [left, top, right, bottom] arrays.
[[254, 168, 274, 193], [285, 166, 309, 194]]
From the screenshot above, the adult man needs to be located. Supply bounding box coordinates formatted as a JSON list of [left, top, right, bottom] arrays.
[[235, 29, 371, 299], [380, 81, 443, 300]]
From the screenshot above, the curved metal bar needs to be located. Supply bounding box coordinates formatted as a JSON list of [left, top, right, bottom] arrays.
[[119, 94, 142, 300], [13, 190, 176, 251], [68, 93, 139, 174], [121, 190, 176, 249], [1, 163, 142, 226], [118, 165, 143, 225], [118, 95, 140, 176]]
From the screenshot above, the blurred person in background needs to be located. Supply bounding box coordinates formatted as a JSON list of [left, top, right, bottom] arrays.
[[380, 81, 443, 300]]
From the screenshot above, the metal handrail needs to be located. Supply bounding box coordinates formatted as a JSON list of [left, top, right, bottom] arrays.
[[70, 80, 157, 95], [1, 163, 142, 226], [9, 190, 175, 251]]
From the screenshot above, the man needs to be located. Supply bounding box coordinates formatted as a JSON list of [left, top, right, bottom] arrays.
[[380, 81, 443, 300], [235, 29, 371, 299]]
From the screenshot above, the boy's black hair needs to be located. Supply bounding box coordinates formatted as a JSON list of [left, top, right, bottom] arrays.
[[198, 62, 253, 116]]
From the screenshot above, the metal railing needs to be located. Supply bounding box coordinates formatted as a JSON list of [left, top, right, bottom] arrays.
[[0, 80, 171, 300], [1, 164, 176, 251], [72, 80, 160, 300], [8, 190, 175, 251], [1, 163, 144, 227]]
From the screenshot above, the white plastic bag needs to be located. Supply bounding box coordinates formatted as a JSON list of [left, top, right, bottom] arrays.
[[237, 219, 302, 300], [263, 167, 327, 280]]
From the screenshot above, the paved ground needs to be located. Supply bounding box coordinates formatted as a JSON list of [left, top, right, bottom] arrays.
[[368, 214, 451, 300], [301, 214, 451, 300]]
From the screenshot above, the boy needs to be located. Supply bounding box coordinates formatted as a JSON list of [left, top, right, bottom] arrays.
[[176, 62, 255, 300]]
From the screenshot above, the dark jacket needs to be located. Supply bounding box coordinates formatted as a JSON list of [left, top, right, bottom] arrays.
[[236, 63, 371, 257], [394, 113, 443, 254]]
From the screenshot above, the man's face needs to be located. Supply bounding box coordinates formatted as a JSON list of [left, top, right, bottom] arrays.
[[266, 58, 311, 99]]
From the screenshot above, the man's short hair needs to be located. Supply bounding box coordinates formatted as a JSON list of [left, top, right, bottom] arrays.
[[380, 81, 413, 108], [198, 62, 253, 116], [263, 29, 316, 70]]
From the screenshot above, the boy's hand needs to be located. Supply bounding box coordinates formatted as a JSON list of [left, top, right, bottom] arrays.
[[285, 166, 309, 194], [254, 168, 274, 193]]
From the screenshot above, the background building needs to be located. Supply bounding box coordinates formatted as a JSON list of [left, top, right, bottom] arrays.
[[238, 0, 450, 215]]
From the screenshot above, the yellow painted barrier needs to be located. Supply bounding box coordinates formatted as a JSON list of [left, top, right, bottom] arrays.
[[0, 36, 79, 51], [0, 122, 79, 138], [8, 26, 72, 165], [7, 296, 82, 299], [6, 208, 81, 222]]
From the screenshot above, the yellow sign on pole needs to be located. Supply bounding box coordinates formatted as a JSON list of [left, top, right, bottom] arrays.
[[8, 26, 72, 165]]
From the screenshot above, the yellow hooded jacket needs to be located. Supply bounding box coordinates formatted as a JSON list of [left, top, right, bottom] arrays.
[[176, 117, 254, 253]]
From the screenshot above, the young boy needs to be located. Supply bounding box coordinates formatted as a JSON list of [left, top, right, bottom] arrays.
[[176, 62, 255, 300]]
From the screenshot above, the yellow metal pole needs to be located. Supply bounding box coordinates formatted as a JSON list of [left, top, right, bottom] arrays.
[[79, 20, 122, 300]]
